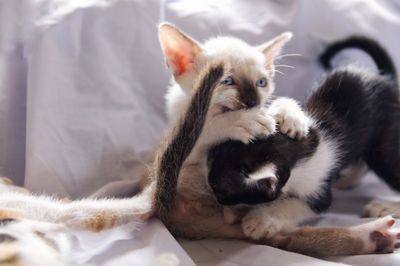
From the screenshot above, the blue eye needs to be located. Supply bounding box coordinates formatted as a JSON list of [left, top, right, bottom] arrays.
[[222, 76, 235, 85], [256, 78, 267, 87]]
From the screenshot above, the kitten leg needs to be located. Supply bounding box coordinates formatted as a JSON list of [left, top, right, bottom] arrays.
[[362, 121, 400, 217], [364, 121, 400, 190], [267, 97, 310, 139], [176, 206, 400, 256], [266, 216, 400, 256], [242, 197, 316, 239], [364, 200, 400, 218]]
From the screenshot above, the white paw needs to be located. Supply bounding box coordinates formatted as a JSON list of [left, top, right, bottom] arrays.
[[242, 209, 282, 239], [268, 98, 310, 139], [232, 109, 276, 144], [275, 110, 309, 139], [364, 200, 400, 218], [200, 108, 276, 148], [353, 216, 400, 253]]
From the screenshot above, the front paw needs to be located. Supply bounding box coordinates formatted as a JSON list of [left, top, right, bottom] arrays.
[[199, 108, 276, 149], [242, 209, 282, 239], [268, 98, 310, 139], [231, 109, 276, 144], [275, 111, 309, 139]]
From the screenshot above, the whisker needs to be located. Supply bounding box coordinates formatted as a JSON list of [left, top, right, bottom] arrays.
[[266, 69, 275, 74], [274, 69, 286, 76], [275, 53, 302, 60], [275, 64, 296, 69]]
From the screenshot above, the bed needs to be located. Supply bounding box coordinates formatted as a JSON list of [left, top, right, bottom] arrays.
[[1, 0, 400, 265]]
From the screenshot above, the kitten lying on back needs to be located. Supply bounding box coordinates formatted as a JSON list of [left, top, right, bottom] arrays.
[[208, 36, 400, 241]]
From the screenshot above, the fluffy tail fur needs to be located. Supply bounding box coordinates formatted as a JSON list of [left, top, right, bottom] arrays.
[[320, 36, 398, 84], [153, 63, 224, 222]]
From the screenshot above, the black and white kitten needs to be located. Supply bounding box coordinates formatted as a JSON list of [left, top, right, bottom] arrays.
[[208, 36, 400, 239]]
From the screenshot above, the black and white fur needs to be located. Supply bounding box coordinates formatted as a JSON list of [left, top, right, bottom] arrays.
[[208, 36, 400, 238]]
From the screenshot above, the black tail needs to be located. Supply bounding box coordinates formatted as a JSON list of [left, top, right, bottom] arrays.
[[320, 36, 397, 82], [153, 63, 224, 222]]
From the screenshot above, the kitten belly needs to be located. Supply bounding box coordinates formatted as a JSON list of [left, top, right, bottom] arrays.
[[282, 132, 339, 199]]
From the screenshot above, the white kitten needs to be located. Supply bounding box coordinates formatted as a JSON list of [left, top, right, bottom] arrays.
[[158, 23, 309, 193]]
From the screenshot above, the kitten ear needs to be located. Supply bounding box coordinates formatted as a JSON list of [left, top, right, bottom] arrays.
[[258, 32, 293, 71], [158, 23, 203, 77]]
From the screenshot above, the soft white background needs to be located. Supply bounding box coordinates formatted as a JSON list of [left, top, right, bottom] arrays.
[[1, 0, 400, 265]]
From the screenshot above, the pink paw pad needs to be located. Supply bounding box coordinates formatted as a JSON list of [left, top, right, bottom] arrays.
[[368, 216, 400, 253]]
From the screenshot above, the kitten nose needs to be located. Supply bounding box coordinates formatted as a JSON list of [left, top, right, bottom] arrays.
[[237, 79, 261, 108], [245, 97, 259, 108]]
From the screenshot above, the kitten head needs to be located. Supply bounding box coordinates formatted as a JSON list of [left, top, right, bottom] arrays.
[[159, 23, 292, 116]]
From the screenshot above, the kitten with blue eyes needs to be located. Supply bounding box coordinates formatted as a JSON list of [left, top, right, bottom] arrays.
[[150, 22, 310, 238], [160, 23, 309, 167]]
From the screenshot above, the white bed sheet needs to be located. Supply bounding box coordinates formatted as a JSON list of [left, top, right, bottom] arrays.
[[66, 174, 400, 266], [1, 0, 400, 265]]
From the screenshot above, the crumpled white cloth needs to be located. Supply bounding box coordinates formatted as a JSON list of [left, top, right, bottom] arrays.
[[1, 0, 400, 265]]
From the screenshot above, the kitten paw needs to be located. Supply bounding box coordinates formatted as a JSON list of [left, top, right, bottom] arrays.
[[242, 210, 282, 239], [268, 98, 310, 139], [275, 111, 309, 139], [232, 110, 276, 144], [354, 216, 400, 253], [200, 108, 276, 148], [364, 200, 400, 218]]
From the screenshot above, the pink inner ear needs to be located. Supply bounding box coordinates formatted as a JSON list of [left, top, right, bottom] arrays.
[[167, 49, 192, 76], [163, 35, 195, 76]]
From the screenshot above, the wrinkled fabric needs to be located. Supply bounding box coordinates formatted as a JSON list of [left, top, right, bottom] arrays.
[[1, 0, 400, 265]]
